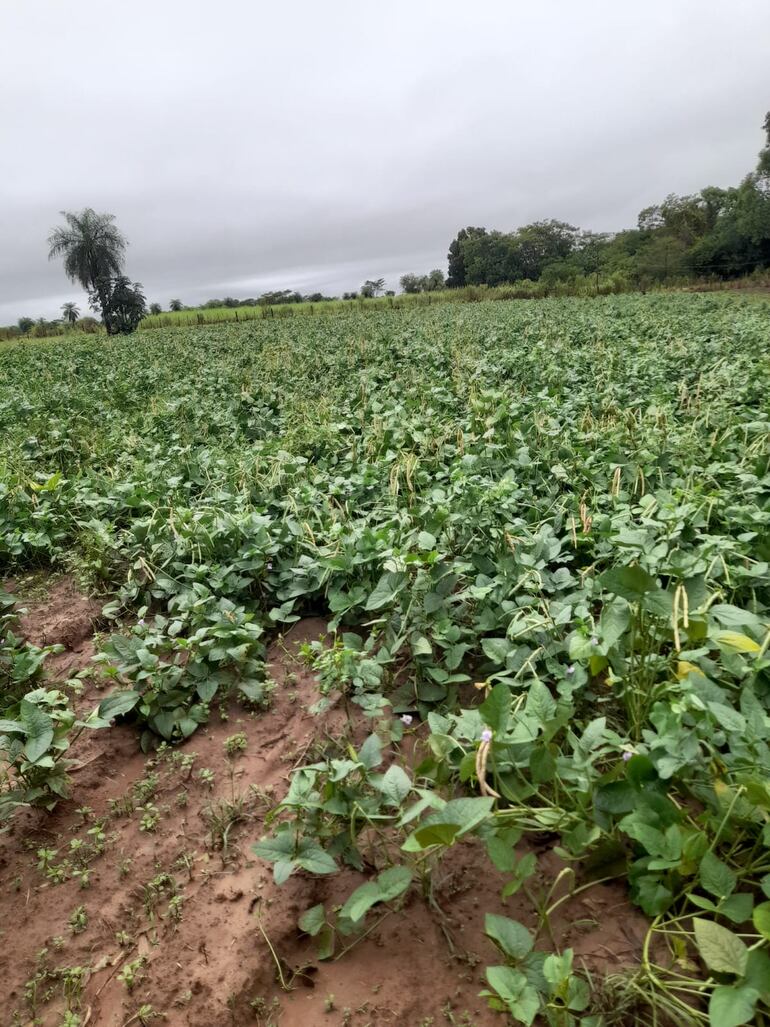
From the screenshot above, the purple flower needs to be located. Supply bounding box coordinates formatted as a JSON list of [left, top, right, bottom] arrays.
[[267, 562, 273, 571], [566, 664, 575, 675], [591, 636, 599, 646], [480, 728, 493, 744], [400, 714, 413, 726], [138, 618, 145, 627], [622, 751, 634, 762]]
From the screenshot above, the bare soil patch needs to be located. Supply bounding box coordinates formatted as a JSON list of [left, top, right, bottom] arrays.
[[0, 588, 650, 1027]]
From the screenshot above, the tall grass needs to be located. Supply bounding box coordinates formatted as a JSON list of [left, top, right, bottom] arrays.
[[4, 269, 769, 343]]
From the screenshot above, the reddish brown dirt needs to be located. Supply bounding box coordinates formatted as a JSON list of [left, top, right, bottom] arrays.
[[0, 586, 651, 1027], [7, 573, 102, 681]]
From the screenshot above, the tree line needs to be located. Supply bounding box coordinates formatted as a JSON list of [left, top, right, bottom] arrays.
[[445, 113, 770, 292]]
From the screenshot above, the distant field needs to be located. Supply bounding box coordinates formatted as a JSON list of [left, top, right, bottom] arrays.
[[137, 276, 631, 329], [1, 293, 769, 1025]]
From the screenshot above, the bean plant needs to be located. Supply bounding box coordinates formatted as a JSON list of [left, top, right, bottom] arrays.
[[1, 294, 769, 1024]]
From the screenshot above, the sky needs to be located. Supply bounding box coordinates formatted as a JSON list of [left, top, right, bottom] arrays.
[[1, 0, 769, 323]]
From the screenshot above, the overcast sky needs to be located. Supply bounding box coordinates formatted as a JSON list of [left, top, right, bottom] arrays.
[[1, 0, 769, 323]]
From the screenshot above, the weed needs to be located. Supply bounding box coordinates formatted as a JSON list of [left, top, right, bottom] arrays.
[[117, 956, 146, 992], [68, 905, 87, 935], [138, 802, 160, 832], [202, 794, 250, 858], [224, 731, 247, 757]]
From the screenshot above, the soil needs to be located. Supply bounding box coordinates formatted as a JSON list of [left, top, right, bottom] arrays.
[[0, 580, 651, 1027]]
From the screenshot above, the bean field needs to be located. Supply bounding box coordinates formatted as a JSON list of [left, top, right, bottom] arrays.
[[1, 294, 769, 1027]]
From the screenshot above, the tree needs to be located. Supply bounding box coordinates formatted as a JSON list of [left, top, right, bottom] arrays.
[[17, 317, 34, 334], [461, 230, 516, 286], [515, 220, 579, 279], [78, 316, 100, 334], [48, 209, 127, 331], [101, 277, 147, 334], [399, 273, 422, 294], [149, 303, 162, 315], [169, 299, 183, 311], [758, 111, 770, 178], [361, 278, 385, 298], [423, 269, 445, 291], [447, 227, 486, 287], [61, 302, 80, 325]]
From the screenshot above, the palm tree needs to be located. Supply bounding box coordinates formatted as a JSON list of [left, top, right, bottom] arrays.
[[169, 299, 183, 312], [61, 302, 80, 325], [48, 209, 127, 329]]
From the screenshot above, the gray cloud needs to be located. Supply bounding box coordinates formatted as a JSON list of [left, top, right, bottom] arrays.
[[1, 0, 769, 322]]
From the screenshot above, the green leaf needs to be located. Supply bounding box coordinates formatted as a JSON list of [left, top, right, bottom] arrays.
[[19, 699, 54, 764], [486, 835, 518, 872], [483, 966, 539, 1025], [105, 633, 142, 665], [484, 914, 533, 960], [252, 830, 296, 864], [239, 680, 266, 702], [719, 893, 754, 925], [595, 781, 637, 816], [379, 764, 411, 806], [339, 865, 412, 923], [708, 984, 759, 1027], [358, 733, 383, 769], [365, 572, 408, 611], [706, 703, 746, 734], [407, 823, 461, 849], [481, 637, 512, 665], [0, 718, 24, 734], [501, 852, 537, 897], [410, 634, 432, 657], [298, 903, 326, 936], [599, 599, 630, 648], [700, 851, 737, 900], [692, 918, 748, 976], [543, 949, 574, 987], [96, 689, 140, 722], [273, 859, 295, 885], [479, 682, 510, 733], [295, 840, 338, 876], [525, 679, 556, 724], [196, 680, 218, 703], [417, 531, 437, 550], [315, 923, 335, 960], [152, 711, 176, 739], [407, 797, 494, 850], [753, 901, 770, 940], [599, 565, 658, 602], [745, 949, 770, 1001]]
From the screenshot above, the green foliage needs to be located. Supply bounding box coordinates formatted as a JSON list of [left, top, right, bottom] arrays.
[[447, 118, 770, 292], [94, 597, 267, 749], [94, 275, 147, 335], [47, 208, 147, 334], [1, 592, 91, 820], [2, 294, 770, 1022]]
